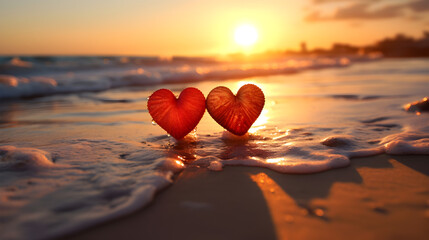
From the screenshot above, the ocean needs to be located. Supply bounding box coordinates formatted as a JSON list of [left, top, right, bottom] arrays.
[[0, 56, 428, 239]]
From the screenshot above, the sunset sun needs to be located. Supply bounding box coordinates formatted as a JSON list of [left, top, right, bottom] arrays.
[[234, 24, 258, 47]]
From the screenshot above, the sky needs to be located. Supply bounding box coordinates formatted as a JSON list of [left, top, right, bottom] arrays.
[[0, 0, 428, 56]]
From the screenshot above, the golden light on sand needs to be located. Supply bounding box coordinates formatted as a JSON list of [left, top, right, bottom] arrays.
[[250, 172, 300, 239], [234, 24, 258, 47]]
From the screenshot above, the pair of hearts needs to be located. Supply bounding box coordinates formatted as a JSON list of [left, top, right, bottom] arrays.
[[147, 84, 265, 140]]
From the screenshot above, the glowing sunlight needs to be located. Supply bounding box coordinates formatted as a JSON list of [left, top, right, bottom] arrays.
[[234, 24, 258, 47]]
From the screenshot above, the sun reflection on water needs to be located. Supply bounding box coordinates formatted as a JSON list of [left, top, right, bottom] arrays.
[[175, 160, 185, 167], [249, 109, 269, 134], [266, 157, 287, 164]]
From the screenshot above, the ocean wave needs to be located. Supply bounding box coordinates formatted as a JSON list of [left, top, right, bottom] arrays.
[[0, 56, 369, 99]]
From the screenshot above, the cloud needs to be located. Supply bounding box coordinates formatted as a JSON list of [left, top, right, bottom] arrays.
[[306, 3, 404, 21], [408, 0, 429, 12], [312, 0, 377, 4], [306, 0, 429, 22]]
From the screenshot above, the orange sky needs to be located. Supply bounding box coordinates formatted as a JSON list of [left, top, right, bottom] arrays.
[[0, 0, 427, 56]]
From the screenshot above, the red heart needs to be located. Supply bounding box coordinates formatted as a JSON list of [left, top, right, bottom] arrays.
[[148, 88, 206, 140], [206, 84, 265, 136]]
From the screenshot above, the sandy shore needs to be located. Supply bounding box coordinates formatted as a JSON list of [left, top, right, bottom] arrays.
[[65, 154, 429, 240]]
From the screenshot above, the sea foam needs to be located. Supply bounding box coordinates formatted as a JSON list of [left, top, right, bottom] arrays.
[[0, 140, 185, 240], [0, 146, 54, 170], [188, 109, 429, 174], [382, 132, 429, 155]]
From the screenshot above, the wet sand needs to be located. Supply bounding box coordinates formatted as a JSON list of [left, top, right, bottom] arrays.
[[65, 154, 429, 240]]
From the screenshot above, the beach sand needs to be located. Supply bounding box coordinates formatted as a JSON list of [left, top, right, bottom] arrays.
[[65, 154, 429, 240]]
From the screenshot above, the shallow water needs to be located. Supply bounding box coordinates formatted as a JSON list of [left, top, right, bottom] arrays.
[[0, 58, 428, 239]]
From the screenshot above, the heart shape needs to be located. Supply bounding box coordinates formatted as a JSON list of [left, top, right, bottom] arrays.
[[206, 84, 265, 136], [148, 88, 206, 140]]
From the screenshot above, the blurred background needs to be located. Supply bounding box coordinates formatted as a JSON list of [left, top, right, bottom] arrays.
[[0, 0, 428, 57]]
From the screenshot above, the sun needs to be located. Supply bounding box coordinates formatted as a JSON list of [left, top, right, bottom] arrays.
[[234, 24, 258, 47]]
